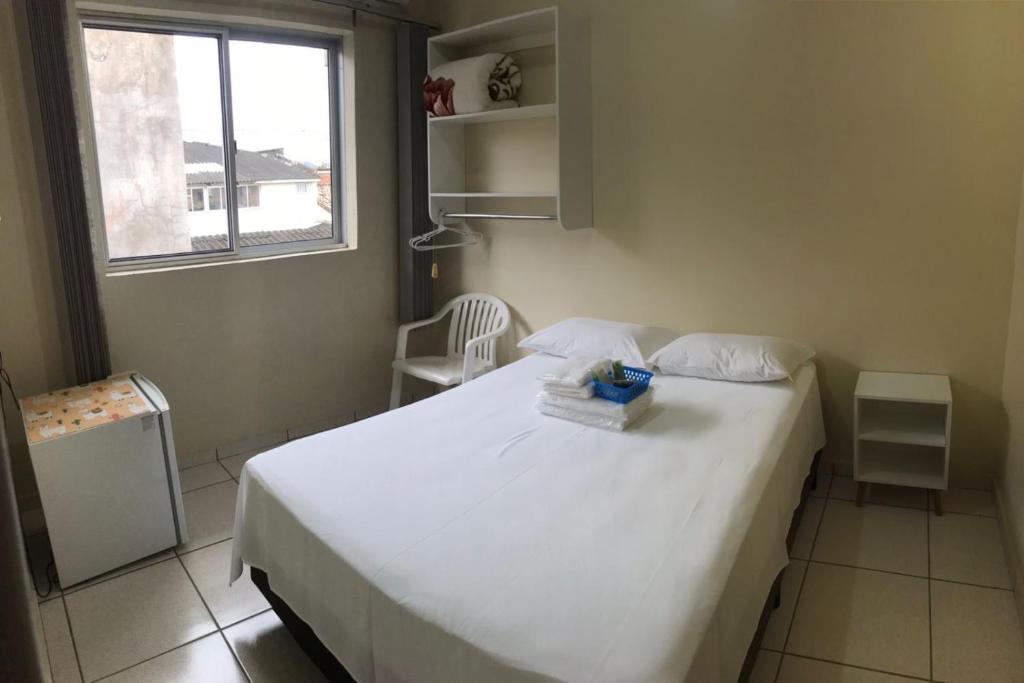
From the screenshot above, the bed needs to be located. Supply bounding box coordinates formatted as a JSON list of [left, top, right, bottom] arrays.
[[230, 353, 825, 683]]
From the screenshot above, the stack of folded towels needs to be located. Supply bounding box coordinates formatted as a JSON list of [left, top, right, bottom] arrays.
[[536, 355, 654, 431]]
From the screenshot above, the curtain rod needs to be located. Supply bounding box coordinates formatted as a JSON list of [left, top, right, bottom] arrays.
[[311, 0, 438, 29]]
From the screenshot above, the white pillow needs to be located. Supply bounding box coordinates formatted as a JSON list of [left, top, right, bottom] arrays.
[[648, 333, 815, 382], [518, 318, 678, 368]]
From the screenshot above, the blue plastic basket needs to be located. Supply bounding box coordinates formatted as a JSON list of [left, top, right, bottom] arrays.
[[592, 366, 653, 404]]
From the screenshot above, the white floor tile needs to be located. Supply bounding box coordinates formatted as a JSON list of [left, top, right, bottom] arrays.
[[787, 563, 930, 679], [179, 480, 238, 553], [762, 560, 807, 651], [101, 634, 247, 683], [931, 580, 1024, 683], [812, 500, 928, 576], [180, 540, 269, 628], [829, 476, 927, 510], [777, 654, 921, 682], [179, 462, 232, 493], [938, 488, 997, 517], [930, 512, 1012, 589], [749, 649, 781, 683], [63, 558, 216, 681], [225, 610, 327, 682], [791, 496, 824, 560], [39, 599, 81, 683]]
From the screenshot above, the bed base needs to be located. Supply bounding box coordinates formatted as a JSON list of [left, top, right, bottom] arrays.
[[251, 449, 823, 683]]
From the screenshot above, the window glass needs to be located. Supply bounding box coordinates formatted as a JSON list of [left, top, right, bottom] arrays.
[[83, 28, 229, 258], [209, 186, 223, 210], [229, 39, 333, 246]]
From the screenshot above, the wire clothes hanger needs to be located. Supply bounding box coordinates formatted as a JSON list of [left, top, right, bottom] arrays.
[[409, 210, 483, 252]]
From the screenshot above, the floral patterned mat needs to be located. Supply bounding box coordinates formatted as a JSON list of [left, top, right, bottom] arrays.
[[21, 374, 155, 444]]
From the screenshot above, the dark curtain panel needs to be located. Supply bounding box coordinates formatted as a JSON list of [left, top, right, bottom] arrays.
[[396, 22, 433, 322], [25, 0, 111, 384]]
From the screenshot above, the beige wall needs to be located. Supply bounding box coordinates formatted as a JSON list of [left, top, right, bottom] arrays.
[[411, 0, 1024, 483], [0, 1, 72, 507], [95, 11, 401, 457], [1, 0, 402, 514], [1000, 171, 1024, 591]]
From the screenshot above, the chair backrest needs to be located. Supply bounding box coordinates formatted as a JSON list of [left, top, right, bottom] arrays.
[[442, 293, 510, 365]]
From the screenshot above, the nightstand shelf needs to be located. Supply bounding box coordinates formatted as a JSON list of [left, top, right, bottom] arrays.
[[854, 371, 952, 514]]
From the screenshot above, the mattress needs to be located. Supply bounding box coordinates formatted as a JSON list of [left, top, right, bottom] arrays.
[[231, 354, 825, 683]]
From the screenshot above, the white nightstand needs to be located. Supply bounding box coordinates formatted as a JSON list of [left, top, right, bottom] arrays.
[[853, 371, 952, 515]]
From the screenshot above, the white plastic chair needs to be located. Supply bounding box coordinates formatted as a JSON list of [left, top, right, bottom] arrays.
[[390, 293, 511, 410]]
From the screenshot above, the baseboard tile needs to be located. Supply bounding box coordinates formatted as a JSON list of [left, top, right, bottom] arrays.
[[218, 431, 288, 460], [993, 482, 1024, 625], [287, 415, 351, 441], [177, 448, 217, 470]]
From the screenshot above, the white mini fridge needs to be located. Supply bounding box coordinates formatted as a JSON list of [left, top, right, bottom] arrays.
[[22, 373, 188, 587]]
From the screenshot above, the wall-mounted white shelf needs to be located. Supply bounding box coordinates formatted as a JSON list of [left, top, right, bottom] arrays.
[[428, 104, 557, 126], [853, 371, 952, 514], [427, 7, 592, 230]]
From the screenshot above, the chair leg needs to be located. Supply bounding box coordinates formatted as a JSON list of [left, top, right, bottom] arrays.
[[389, 370, 404, 410]]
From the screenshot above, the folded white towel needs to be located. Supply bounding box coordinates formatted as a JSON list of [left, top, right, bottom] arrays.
[[542, 383, 595, 400], [538, 355, 610, 388], [537, 402, 630, 431], [536, 389, 654, 431], [537, 386, 653, 419]]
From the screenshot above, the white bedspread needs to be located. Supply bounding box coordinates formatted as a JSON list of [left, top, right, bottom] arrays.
[[231, 354, 824, 683]]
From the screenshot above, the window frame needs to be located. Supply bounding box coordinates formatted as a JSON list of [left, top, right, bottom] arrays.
[[78, 16, 347, 270]]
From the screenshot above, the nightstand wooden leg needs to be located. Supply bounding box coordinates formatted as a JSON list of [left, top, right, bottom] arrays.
[[932, 490, 943, 516], [855, 481, 867, 507]]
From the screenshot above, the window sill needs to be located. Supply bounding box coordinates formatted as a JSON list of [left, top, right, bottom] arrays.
[[104, 243, 354, 277]]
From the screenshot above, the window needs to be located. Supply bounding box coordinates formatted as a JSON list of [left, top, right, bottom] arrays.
[[81, 21, 343, 264], [236, 185, 260, 209], [186, 188, 205, 212], [209, 186, 224, 211]]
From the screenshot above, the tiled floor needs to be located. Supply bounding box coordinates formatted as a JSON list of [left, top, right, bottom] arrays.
[[752, 475, 1024, 683], [32, 449, 327, 683], [32, 462, 1024, 682]]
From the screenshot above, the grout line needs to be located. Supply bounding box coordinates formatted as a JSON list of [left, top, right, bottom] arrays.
[[221, 606, 274, 632], [177, 535, 234, 558], [58, 592, 85, 683], [91, 632, 216, 682], [781, 652, 932, 682], [776, 479, 831, 682], [180, 476, 234, 496], [176, 552, 221, 632], [219, 630, 252, 683], [806, 558, 1013, 593]]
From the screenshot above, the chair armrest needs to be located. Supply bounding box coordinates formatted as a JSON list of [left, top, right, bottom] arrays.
[[394, 311, 447, 361]]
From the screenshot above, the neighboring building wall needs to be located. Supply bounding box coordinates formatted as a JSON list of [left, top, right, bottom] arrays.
[[186, 180, 329, 237], [83, 30, 190, 258]]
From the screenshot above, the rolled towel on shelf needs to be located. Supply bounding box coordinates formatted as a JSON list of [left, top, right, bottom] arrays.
[[423, 53, 522, 117]]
